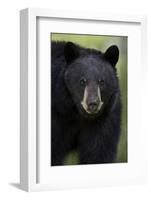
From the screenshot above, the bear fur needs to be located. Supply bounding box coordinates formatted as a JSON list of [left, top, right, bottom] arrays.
[[51, 41, 121, 165]]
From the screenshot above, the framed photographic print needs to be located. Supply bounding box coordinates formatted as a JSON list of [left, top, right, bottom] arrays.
[[20, 8, 147, 191]]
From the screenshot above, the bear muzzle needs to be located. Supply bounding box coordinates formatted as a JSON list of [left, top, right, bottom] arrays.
[[81, 86, 104, 114]]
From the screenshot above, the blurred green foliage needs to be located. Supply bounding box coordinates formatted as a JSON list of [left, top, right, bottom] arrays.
[[51, 33, 127, 164]]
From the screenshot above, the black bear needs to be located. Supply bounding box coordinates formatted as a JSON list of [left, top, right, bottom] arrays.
[[51, 41, 121, 166]]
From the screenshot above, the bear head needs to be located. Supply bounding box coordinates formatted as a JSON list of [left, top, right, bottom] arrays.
[[64, 42, 119, 119]]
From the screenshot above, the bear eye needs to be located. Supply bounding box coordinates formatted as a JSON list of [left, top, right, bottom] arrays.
[[80, 77, 87, 86], [98, 79, 105, 89]]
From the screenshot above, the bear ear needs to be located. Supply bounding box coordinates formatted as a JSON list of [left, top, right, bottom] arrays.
[[64, 42, 79, 64], [104, 45, 119, 67]]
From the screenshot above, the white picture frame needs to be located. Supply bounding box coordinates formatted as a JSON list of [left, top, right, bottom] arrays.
[[20, 8, 147, 192]]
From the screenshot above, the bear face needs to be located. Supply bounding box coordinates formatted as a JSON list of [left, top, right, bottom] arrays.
[[64, 42, 119, 119]]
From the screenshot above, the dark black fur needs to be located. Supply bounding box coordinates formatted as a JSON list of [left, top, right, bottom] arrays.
[[51, 41, 121, 165]]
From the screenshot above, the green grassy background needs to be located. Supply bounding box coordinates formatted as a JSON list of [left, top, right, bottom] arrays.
[[51, 33, 128, 164]]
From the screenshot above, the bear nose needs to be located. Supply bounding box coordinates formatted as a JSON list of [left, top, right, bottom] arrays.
[[88, 100, 99, 113]]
